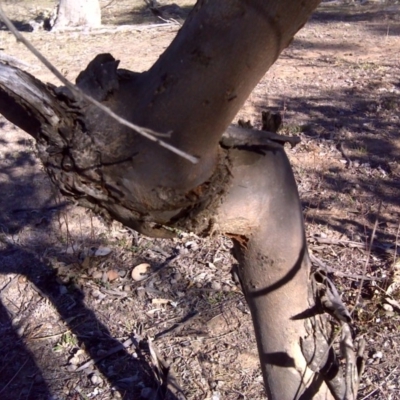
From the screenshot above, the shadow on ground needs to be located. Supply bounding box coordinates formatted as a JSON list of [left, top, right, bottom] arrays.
[[0, 148, 193, 399], [256, 74, 400, 247], [311, 1, 400, 38]]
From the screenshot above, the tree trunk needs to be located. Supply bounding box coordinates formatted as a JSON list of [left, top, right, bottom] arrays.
[[0, 0, 364, 398], [53, 0, 101, 29]]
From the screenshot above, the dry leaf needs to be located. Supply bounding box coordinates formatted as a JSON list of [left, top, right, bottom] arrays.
[[107, 269, 119, 282]]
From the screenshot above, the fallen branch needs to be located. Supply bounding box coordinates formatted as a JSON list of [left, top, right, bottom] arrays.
[[309, 254, 384, 281], [0, 52, 38, 71], [51, 22, 179, 34], [314, 237, 399, 256], [221, 124, 301, 149], [76, 337, 134, 372], [148, 338, 187, 400]]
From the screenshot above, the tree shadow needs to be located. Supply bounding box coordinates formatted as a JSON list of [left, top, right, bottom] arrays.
[[253, 69, 399, 251], [304, 1, 400, 43], [0, 299, 51, 400], [311, 1, 400, 33], [0, 118, 247, 399], [0, 242, 174, 399], [0, 126, 189, 399], [0, 19, 33, 32]]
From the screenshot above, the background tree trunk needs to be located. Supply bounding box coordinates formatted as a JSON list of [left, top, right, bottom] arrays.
[[53, 0, 101, 29]]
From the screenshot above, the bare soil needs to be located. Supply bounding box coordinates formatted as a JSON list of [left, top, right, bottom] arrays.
[[0, 1, 400, 399]]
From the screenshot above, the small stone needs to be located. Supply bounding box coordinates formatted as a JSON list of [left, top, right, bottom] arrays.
[[123, 285, 131, 292], [383, 304, 393, 312], [94, 247, 112, 257], [141, 387, 155, 399], [83, 365, 94, 375], [66, 364, 77, 372], [211, 281, 222, 291], [372, 351, 383, 359], [172, 272, 182, 281], [92, 271, 102, 280], [65, 244, 79, 254], [131, 263, 150, 281], [59, 285, 68, 295], [92, 289, 106, 300], [90, 374, 103, 385], [118, 270, 127, 278], [211, 391, 220, 400], [69, 355, 80, 365]]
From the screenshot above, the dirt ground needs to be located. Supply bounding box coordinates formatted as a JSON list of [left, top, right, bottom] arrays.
[[0, 0, 400, 399]]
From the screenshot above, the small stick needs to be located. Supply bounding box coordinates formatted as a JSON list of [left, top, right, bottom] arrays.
[[351, 202, 381, 317], [309, 254, 384, 281], [75, 337, 133, 372]]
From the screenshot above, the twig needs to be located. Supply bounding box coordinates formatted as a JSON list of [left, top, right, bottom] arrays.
[[360, 366, 398, 400], [309, 254, 384, 281], [31, 330, 71, 341], [101, 0, 116, 9], [221, 124, 301, 149], [52, 23, 178, 34], [0, 6, 198, 164], [351, 202, 381, 317], [386, 220, 400, 292], [154, 310, 199, 341], [337, 141, 352, 168], [131, 251, 181, 286], [0, 274, 19, 292], [314, 236, 399, 256], [75, 337, 134, 372], [147, 338, 187, 399]]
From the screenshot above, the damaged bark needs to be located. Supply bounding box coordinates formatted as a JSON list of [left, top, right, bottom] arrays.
[[0, 0, 364, 398]]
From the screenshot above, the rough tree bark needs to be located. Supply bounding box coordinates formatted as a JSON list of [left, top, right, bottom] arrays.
[[53, 0, 101, 29], [0, 1, 364, 399]]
